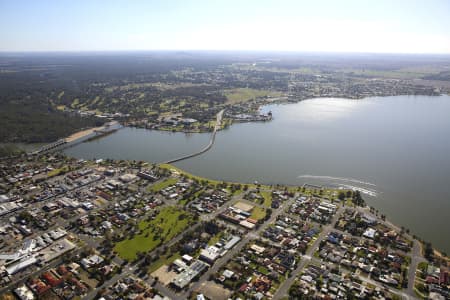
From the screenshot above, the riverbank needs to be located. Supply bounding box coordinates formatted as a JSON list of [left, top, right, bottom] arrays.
[[65, 127, 103, 143], [65, 121, 119, 143]]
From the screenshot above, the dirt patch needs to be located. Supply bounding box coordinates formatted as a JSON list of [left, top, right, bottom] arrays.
[[233, 201, 254, 212], [151, 265, 178, 286], [94, 197, 108, 206], [197, 281, 232, 300], [77, 268, 98, 289]]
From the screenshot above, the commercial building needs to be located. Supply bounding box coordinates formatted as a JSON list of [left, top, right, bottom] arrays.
[[171, 260, 209, 290]]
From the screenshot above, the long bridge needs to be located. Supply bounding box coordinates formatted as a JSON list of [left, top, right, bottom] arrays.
[[162, 109, 224, 164]]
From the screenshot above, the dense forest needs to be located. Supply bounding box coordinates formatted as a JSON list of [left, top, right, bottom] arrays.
[[0, 52, 238, 143], [0, 102, 103, 143]]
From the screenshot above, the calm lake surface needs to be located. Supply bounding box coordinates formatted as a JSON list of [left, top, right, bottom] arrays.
[[65, 95, 450, 252]]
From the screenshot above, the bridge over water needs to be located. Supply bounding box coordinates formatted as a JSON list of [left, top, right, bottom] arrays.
[[162, 109, 224, 164]]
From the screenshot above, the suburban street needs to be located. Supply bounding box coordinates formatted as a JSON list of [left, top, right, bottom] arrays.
[[407, 240, 426, 298], [272, 206, 345, 299], [184, 193, 298, 298]]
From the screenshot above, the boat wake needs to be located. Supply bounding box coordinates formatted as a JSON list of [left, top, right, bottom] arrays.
[[297, 174, 379, 197], [297, 175, 376, 186], [337, 184, 378, 197]]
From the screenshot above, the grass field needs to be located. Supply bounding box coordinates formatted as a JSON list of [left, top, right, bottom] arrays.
[[114, 206, 193, 260], [158, 163, 265, 190], [159, 164, 350, 202], [147, 177, 178, 192], [105, 82, 210, 93], [148, 251, 181, 273], [70, 98, 80, 108], [250, 206, 266, 220], [224, 88, 283, 104], [340, 66, 444, 79], [260, 191, 272, 207], [47, 166, 70, 177], [159, 164, 223, 186], [228, 187, 244, 196], [208, 232, 225, 246], [90, 95, 101, 106]]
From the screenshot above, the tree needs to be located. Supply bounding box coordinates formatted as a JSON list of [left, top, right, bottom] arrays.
[[319, 240, 327, 251], [424, 242, 433, 260], [352, 191, 365, 206], [18, 211, 34, 223]]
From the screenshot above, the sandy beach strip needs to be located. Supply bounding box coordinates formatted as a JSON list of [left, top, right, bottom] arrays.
[[65, 126, 104, 143]]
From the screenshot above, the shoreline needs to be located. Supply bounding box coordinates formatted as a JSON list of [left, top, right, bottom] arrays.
[[65, 121, 119, 143], [65, 126, 104, 143], [125, 93, 449, 136], [10, 94, 448, 146], [162, 162, 450, 257]]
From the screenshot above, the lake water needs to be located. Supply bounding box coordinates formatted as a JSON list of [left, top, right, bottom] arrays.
[[65, 95, 450, 253]]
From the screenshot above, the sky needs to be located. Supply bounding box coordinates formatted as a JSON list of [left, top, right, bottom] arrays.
[[1, 0, 450, 53]]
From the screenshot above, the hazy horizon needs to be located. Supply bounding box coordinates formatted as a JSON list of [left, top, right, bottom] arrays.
[[1, 0, 450, 54], [2, 50, 450, 56]]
